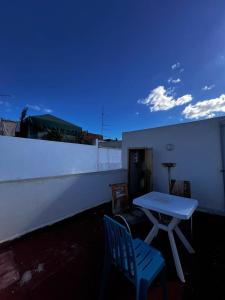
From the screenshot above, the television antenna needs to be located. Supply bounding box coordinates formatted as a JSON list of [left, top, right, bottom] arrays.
[[100, 106, 111, 138]]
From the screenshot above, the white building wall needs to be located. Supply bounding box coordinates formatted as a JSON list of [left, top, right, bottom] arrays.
[[122, 117, 225, 214]]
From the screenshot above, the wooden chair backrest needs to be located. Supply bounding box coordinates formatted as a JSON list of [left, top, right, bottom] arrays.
[[170, 180, 191, 198], [110, 183, 130, 214]]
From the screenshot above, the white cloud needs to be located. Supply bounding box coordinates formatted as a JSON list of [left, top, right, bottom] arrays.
[[168, 77, 181, 84], [167, 86, 176, 95], [27, 104, 41, 111], [43, 108, 53, 113], [26, 104, 53, 114], [171, 62, 181, 70], [176, 95, 192, 105], [179, 68, 184, 73], [138, 86, 192, 112], [182, 94, 225, 119], [173, 78, 181, 83], [202, 84, 215, 91]]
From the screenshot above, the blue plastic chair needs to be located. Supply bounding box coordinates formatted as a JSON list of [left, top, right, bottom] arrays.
[[99, 215, 167, 300]]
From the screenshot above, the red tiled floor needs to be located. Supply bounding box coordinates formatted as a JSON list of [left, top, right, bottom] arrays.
[[0, 204, 224, 300], [0, 211, 105, 300]]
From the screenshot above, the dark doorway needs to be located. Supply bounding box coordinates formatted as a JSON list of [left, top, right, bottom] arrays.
[[128, 148, 153, 200]]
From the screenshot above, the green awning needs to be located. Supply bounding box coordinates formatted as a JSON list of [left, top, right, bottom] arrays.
[[25, 114, 82, 133]]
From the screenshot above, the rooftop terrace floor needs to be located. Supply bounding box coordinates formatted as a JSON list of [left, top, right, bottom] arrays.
[[0, 203, 224, 300]]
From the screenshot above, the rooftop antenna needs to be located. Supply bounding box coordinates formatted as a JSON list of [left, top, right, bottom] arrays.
[[100, 106, 112, 139], [101, 106, 104, 136]]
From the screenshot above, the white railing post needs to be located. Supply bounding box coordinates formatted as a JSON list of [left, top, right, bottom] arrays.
[[96, 139, 99, 171]]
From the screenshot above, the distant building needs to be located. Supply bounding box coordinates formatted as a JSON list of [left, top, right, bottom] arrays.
[[21, 114, 82, 143], [1, 113, 117, 146], [98, 139, 122, 149], [81, 131, 103, 145], [0, 119, 19, 137]]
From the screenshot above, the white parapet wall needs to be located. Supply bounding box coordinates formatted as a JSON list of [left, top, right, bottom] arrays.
[[0, 136, 121, 181], [98, 147, 122, 171], [0, 170, 126, 243], [0, 136, 124, 243], [122, 117, 225, 215]]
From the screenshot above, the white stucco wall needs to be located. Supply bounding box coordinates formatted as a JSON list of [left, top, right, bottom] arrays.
[[0, 136, 121, 181], [122, 117, 225, 214], [0, 136, 123, 243], [0, 170, 126, 243], [98, 147, 122, 171]]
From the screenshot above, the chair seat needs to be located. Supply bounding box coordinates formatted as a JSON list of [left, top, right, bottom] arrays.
[[112, 239, 164, 282], [133, 239, 165, 282]]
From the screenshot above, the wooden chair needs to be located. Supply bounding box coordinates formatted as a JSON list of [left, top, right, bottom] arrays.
[[170, 180, 193, 235], [111, 183, 130, 214], [110, 183, 146, 234], [170, 179, 191, 198]]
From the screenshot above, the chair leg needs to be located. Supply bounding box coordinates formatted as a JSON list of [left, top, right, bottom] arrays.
[[190, 216, 193, 237], [99, 255, 112, 300], [136, 280, 148, 300], [160, 268, 168, 300]]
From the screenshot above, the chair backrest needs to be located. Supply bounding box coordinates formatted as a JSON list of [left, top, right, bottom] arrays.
[[170, 179, 191, 198], [110, 183, 130, 214], [103, 215, 137, 282]]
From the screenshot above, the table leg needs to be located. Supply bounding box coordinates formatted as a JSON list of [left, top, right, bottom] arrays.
[[168, 230, 185, 283], [138, 207, 194, 283], [144, 225, 159, 244], [140, 208, 160, 244], [175, 226, 195, 254]]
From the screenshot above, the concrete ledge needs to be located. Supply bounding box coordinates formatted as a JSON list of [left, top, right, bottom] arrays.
[[0, 169, 126, 184]]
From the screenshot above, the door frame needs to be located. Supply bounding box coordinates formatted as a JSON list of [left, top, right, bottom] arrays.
[[127, 147, 153, 198]]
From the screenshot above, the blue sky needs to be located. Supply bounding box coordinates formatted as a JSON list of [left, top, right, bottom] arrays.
[[0, 0, 225, 139]]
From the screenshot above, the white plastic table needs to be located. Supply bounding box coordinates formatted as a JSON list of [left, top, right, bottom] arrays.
[[133, 191, 198, 282]]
